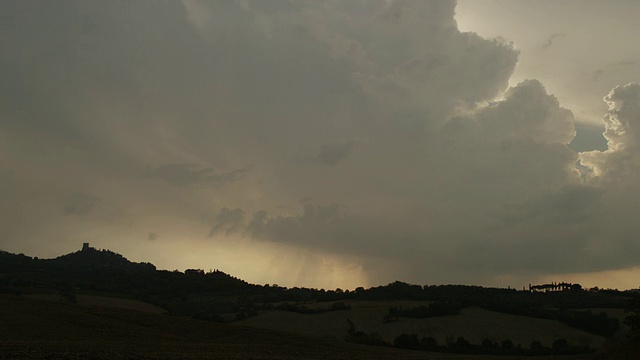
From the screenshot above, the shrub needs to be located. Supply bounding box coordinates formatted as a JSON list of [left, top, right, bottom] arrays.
[[394, 333, 420, 350], [501, 339, 514, 350], [420, 336, 439, 351]]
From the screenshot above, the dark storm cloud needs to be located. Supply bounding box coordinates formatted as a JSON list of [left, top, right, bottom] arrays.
[[501, 186, 603, 226], [209, 208, 245, 237], [63, 193, 101, 216], [3, 0, 640, 288], [539, 33, 564, 50], [243, 204, 420, 260], [316, 141, 357, 166], [220, 78, 589, 281], [0, 0, 214, 177], [248, 204, 344, 245], [149, 164, 250, 187]]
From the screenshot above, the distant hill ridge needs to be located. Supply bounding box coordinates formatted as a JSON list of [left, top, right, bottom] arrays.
[[2, 244, 638, 358], [0, 244, 156, 275], [0, 244, 632, 333], [0, 244, 254, 315], [52, 243, 157, 272]]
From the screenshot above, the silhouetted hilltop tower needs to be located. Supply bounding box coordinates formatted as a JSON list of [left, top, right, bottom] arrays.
[[82, 243, 90, 251]]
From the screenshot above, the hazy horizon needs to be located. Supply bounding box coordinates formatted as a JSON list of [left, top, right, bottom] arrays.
[[5, 242, 635, 292], [2, 0, 640, 291]]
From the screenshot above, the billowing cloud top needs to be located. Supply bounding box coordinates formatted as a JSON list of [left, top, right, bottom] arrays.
[[1, 0, 638, 289]]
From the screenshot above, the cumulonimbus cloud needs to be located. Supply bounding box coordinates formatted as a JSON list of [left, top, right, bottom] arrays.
[[1, 0, 639, 287]]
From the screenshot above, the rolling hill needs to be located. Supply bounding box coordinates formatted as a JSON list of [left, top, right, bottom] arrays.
[[0, 294, 558, 360], [238, 300, 606, 348], [0, 246, 634, 359]]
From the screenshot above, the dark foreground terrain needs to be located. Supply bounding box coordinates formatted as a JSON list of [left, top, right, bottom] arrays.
[[2, 247, 638, 359], [0, 294, 414, 360], [0, 295, 597, 360]]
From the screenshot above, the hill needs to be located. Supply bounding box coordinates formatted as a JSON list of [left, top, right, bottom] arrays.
[[0, 294, 545, 360], [0, 246, 256, 316], [239, 300, 606, 348], [2, 294, 608, 360], [0, 245, 635, 358]]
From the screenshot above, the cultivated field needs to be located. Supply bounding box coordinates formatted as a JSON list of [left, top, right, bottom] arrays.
[[239, 300, 606, 348], [0, 295, 595, 359], [75, 294, 167, 313]]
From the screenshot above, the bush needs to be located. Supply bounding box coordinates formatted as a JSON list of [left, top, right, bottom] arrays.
[[331, 301, 350, 310], [388, 301, 460, 319], [420, 336, 439, 351], [481, 338, 497, 350], [348, 331, 388, 346], [552, 338, 569, 351], [451, 337, 471, 352], [530, 340, 545, 352], [501, 339, 514, 350], [393, 333, 420, 350]]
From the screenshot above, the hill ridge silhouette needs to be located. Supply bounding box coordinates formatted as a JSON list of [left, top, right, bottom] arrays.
[[0, 244, 630, 335]]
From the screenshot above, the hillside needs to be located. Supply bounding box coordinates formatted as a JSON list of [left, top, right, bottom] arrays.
[[1, 294, 551, 360], [0, 246, 257, 316], [0, 246, 635, 358], [239, 300, 606, 348]]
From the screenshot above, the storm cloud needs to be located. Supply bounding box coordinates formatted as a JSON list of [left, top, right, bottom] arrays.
[[1, 0, 639, 289]]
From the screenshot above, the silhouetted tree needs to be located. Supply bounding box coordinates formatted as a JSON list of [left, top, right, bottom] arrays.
[[530, 340, 545, 352], [384, 306, 400, 322], [394, 333, 420, 350], [452, 337, 471, 352], [552, 338, 569, 352], [625, 294, 640, 341], [331, 301, 350, 310], [481, 338, 497, 350], [420, 336, 439, 351], [501, 339, 514, 350]]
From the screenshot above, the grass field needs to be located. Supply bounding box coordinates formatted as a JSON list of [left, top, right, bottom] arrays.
[[24, 292, 167, 313], [0, 295, 598, 359], [239, 300, 606, 348], [75, 294, 167, 313]]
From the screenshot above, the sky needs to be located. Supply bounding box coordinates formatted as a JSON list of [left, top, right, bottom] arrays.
[[1, 0, 640, 290]]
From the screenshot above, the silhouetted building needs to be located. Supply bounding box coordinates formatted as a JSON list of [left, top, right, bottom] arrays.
[[82, 243, 90, 251], [185, 269, 205, 275]]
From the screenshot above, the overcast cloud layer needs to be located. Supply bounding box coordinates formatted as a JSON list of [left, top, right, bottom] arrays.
[[1, 0, 639, 289]]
